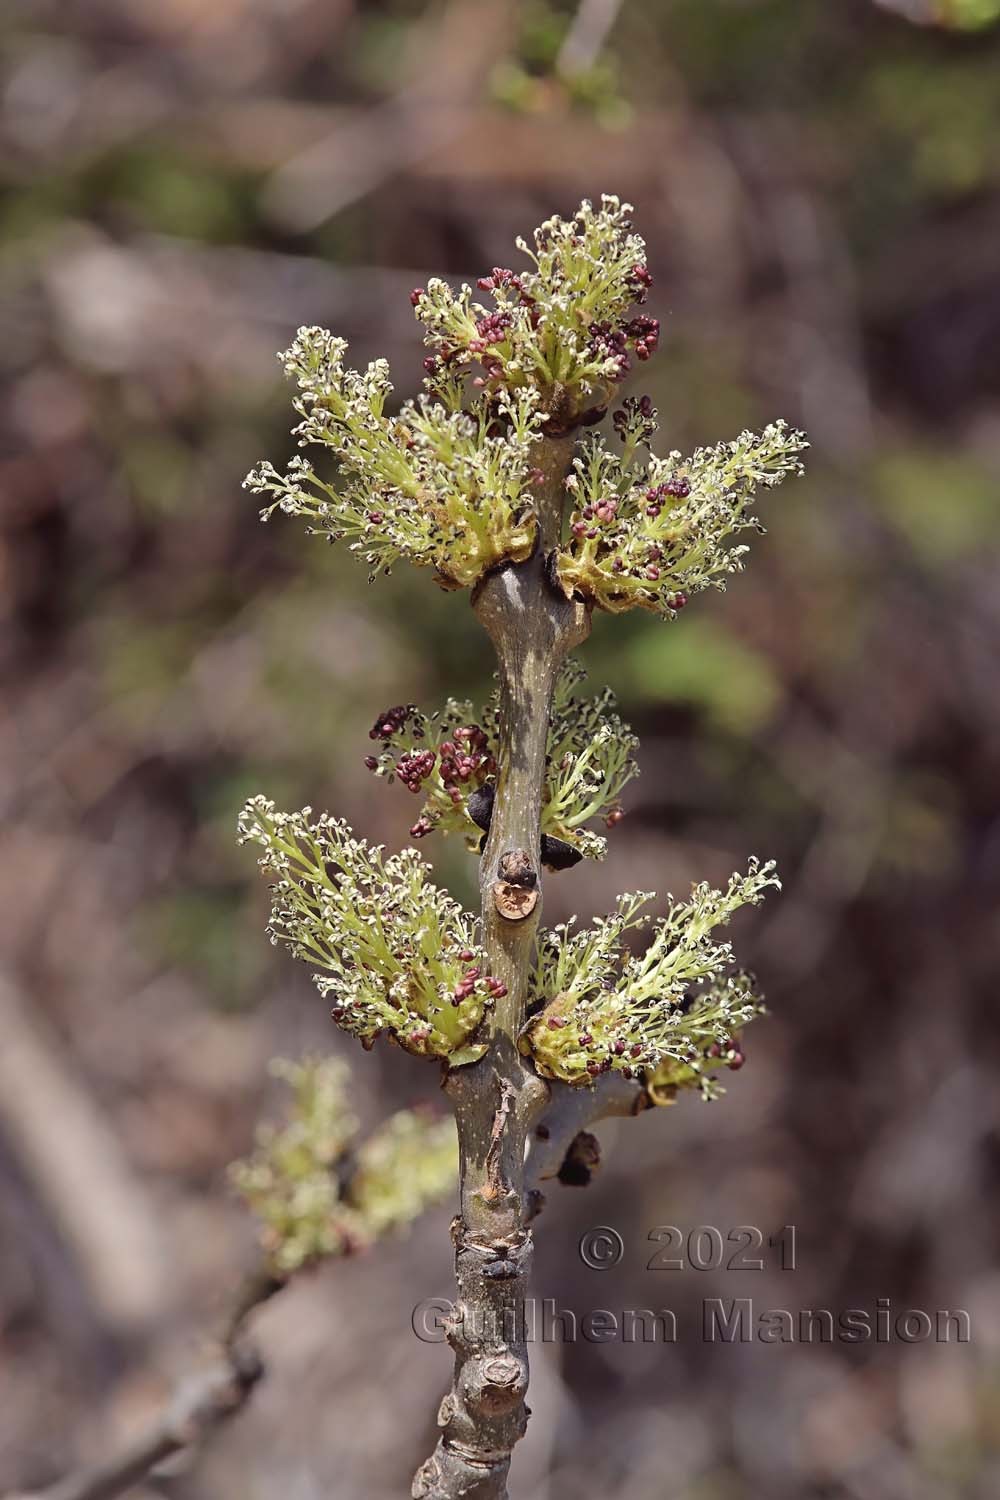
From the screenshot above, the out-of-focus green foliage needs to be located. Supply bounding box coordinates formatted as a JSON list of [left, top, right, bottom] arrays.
[[230, 1057, 456, 1275], [491, 0, 632, 127]]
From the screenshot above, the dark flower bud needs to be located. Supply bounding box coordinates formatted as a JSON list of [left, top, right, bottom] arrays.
[[540, 835, 583, 872], [558, 1130, 601, 1187]]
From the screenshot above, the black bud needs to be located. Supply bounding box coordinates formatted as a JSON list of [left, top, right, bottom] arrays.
[[557, 1130, 601, 1188], [541, 835, 583, 872], [467, 783, 495, 833]]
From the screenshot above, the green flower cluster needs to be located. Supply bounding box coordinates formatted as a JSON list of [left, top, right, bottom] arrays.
[[414, 194, 656, 424], [230, 1057, 457, 1275], [365, 660, 639, 859], [244, 328, 543, 587], [238, 804, 776, 1095], [556, 419, 807, 617], [238, 797, 504, 1063], [243, 197, 670, 592], [522, 860, 779, 1089], [542, 660, 640, 858]]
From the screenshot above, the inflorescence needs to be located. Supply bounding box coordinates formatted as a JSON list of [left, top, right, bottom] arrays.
[[230, 1056, 457, 1274], [243, 197, 686, 595], [244, 197, 803, 608], [239, 194, 802, 1108], [239, 792, 777, 1099], [244, 332, 543, 587], [238, 797, 505, 1063], [522, 859, 780, 1094], [363, 659, 638, 858], [414, 195, 657, 426], [556, 413, 807, 618]]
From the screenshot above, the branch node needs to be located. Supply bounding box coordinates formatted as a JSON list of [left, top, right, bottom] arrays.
[[491, 881, 538, 922], [497, 849, 537, 889]]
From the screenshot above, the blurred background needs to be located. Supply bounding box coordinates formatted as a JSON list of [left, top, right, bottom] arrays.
[[2, 1, 1000, 1496]]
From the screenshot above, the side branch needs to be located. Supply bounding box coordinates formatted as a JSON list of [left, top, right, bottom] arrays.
[[14, 1267, 282, 1500], [525, 1074, 650, 1217]]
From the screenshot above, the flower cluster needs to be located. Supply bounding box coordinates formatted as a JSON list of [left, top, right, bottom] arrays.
[[365, 699, 495, 842], [413, 195, 656, 427], [230, 1057, 456, 1275], [556, 420, 808, 617], [244, 326, 544, 587], [644, 1024, 751, 1107], [521, 859, 779, 1090], [542, 660, 640, 859], [364, 660, 638, 858], [238, 797, 503, 1063]]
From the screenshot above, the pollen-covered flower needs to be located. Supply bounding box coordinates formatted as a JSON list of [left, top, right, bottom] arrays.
[[363, 660, 638, 859], [556, 421, 808, 617], [541, 660, 640, 858], [522, 860, 779, 1088], [244, 328, 544, 588], [414, 195, 656, 426], [237, 796, 497, 1062]]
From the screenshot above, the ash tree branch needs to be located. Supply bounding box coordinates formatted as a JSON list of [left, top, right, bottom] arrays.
[[524, 1071, 649, 1216], [11, 1267, 283, 1500], [412, 442, 590, 1500]]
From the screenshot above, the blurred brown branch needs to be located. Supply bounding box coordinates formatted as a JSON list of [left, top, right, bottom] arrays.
[[0, 973, 168, 1337], [10, 1267, 283, 1500], [557, 0, 625, 75]]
